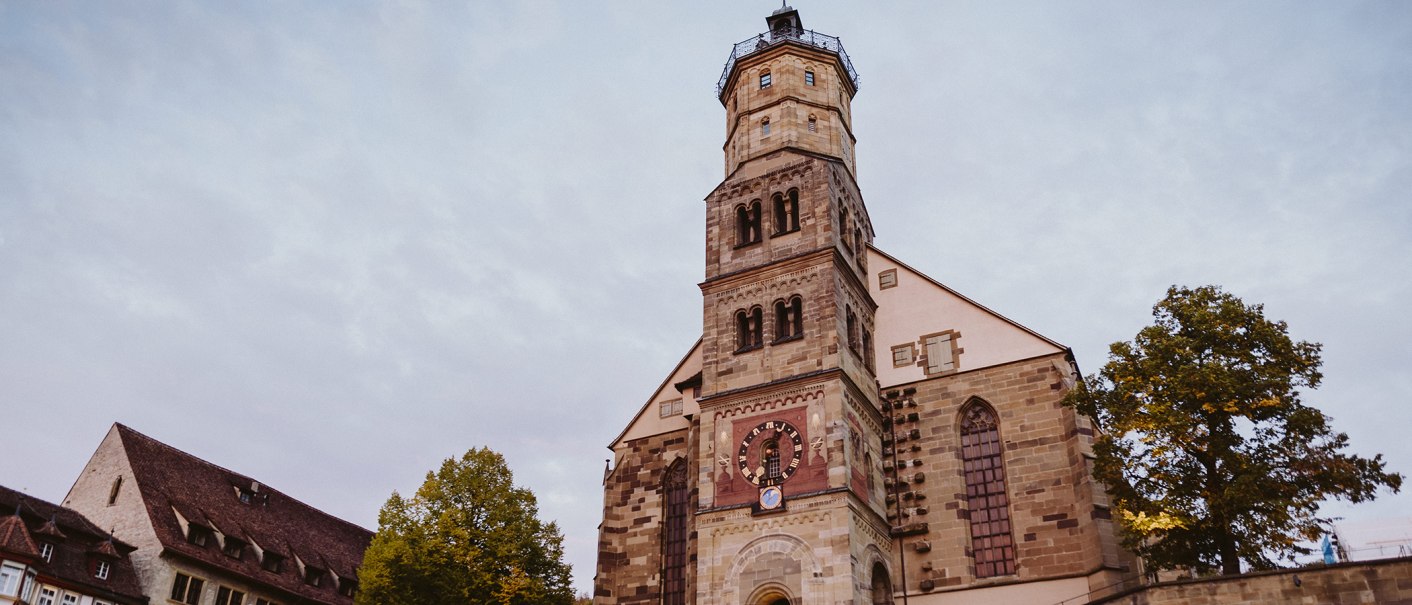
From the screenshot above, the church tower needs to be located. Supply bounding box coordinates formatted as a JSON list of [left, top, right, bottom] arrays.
[[694, 6, 893, 604], [594, 8, 1133, 605]]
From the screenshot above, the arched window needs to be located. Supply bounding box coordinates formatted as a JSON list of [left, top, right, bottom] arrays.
[[870, 562, 893, 605], [773, 189, 799, 234], [736, 201, 762, 245], [773, 296, 804, 342], [662, 459, 688, 605], [960, 401, 1016, 578], [846, 306, 859, 355], [862, 328, 874, 372], [761, 439, 781, 482], [839, 208, 851, 251], [864, 452, 876, 497], [736, 307, 763, 352]]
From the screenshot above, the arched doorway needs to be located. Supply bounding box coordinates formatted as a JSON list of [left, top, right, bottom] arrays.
[[871, 561, 893, 605], [748, 583, 793, 605]]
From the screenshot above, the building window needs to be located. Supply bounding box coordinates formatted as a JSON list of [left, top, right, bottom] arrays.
[[61, 594, 77, 605], [761, 439, 782, 482], [736, 201, 762, 246], [839, 208, 851, 251], [171, 573, 205, 605], [805, 70, 815, 86], [40, 542, 54, 562], [662, 459, 688, 605], [772, 190, 800, 235], [878, 269, 898, 290], [659, 399, 684, 418], [338, 578, 358, 598], [223, 536, 246, 559], [774, 296, 804, 342], [923, 332, 959, 375], [961, 401, 1016, 578], [864, 453, 876, 497], [37, 589, 56, 605], [187, 524, 212, 547], [846, 307, 859, 356], [862, 329, 874, 372], [0, 564, 22, 596], [254, 598, 281, 605], [216, 586, 246, 605], [736, 307, 764, 352], [761, 117, 771, 136], [95, 560, 111, 580], [305, 566, 325, 587], [891, 344, 915, 368], [261, 552, 284, 573], [807, 115, 817, 132], [760, 71, 772, 88], [107, 476, 123, 505]]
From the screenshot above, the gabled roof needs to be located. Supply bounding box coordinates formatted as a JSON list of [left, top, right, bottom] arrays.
[[112, 423, 370, 603], [0, 485, 146, 604], [609, 339, 703, 449]]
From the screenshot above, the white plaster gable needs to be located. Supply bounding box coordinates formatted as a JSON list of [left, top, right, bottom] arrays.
[[868, 246, 1068, 389], [609, 339, 703, 450]]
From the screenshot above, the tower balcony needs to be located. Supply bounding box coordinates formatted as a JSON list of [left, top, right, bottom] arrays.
[[716, 27, 861, 99]]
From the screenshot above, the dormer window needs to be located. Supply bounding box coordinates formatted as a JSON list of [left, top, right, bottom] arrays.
[[223, 536, 246, 559], [304, 566, 325, 587], [187, 524, 212, 547], [261, 552, 284, 573], [338, 578, 358, 597], [95, 560, 111, 580], [238, 489, 253, 504], [40, 542, 54, 562]]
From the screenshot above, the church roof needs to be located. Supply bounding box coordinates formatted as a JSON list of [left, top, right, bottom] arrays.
[[110, 423, 371, 603]]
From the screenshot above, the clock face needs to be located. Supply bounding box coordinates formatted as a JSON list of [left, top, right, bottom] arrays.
[[759, 485, 784, 510], [737, 420, 804, 487]]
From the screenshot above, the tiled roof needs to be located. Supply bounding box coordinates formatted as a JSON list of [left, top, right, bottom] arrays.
[[113, 424, 371, 604], [0, 485, 146, 604]]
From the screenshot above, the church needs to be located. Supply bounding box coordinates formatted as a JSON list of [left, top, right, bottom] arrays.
[[593, 7, 1132, 605]]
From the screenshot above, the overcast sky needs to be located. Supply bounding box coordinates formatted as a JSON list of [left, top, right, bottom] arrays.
[[3, 1, 1409, 594]]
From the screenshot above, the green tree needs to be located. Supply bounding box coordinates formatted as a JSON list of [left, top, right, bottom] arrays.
[[1066, 285, 1401, 575], [356, 447, 573, 605]]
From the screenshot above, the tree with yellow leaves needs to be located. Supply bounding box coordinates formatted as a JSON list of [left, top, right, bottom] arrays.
[[1067, 285, 1401, 575]]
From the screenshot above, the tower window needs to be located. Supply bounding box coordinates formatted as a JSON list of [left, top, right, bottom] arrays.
[[760, 72, 772, 89], [761, 117, 771, 136], [774, 296, 804, 342], [807, 115, 817, 132], [862, 329, 874, 372], [662, 459, 688, 605], [839, 208, 852, 251], [736, 307, 764, 352], [762, 439, 782, 481], [805, 70, 815, 86], [736, 201, 762, 246], [960, 401, 1016, 578], [846, 307, 859, 356], [772, 190, 799, 235]]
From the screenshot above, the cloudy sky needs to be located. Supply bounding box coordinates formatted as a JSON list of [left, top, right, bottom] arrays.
[[3, 0, 1409, 594]]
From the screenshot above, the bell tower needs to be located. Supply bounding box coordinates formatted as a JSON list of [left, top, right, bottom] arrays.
[[696, 7, 893, 604]]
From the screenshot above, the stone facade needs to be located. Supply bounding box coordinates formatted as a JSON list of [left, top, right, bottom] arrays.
[[1090, 558, 1412, 605], [594, 8, 1131, 605]]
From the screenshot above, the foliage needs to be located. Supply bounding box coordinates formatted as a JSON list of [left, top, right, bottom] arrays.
[[356, 447, 574, 605], [1066, 285, 1401, 575]]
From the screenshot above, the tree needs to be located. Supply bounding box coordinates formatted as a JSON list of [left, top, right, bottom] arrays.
[[356, 447, 574, 605], [1066, 285, 1401, 575]]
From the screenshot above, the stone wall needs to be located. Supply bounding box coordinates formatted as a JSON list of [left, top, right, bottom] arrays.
[[594, 428, 695, 604], [1089, 558, 1412, 605], [885, 353, 1130, 597]]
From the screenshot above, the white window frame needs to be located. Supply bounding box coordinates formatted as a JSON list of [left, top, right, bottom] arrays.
[[36, 587, 57, 605], [40, 542, 54, 562], [0, 563, 23, 596], [96, 559, 111, 579]]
